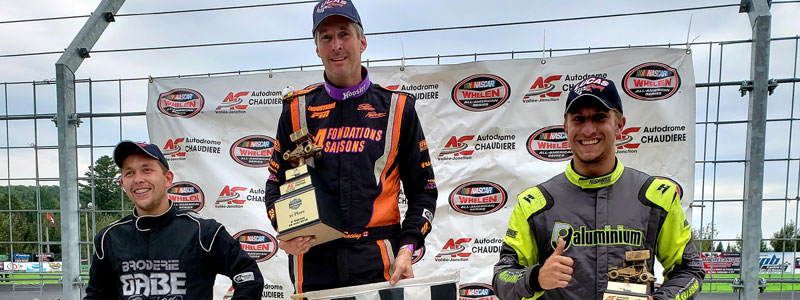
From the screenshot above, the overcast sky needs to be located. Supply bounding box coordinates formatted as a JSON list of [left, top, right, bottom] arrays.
[[1, 0, 800, 243]]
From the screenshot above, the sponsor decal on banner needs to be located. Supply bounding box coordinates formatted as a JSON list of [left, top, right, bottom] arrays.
[[449, 181, 508, 215], [615, 126, 642, 153], [522, 75, 563, 103], [230, 135, 276, 168], [526, 126, 572, 162], [622, 62, 681, 100], [411, 246, 425, 264], [615, 124, 687, 155], [451, 74, 510, 112], [701, 252, 741, 274], [435, 237, 502, 262], [760, 254, 792, 273], [216, 185, 265, 208], [233, 230, 278, 262], [262, 284, 286, 299], [459, 283, 498, 300], [158, 88, 204, 118], [384, 83, 441, 101], [438, 134, 516, 161], [167, 181, 205, 211], [162, 137, 222, 161], [216, 90, 284, 114]]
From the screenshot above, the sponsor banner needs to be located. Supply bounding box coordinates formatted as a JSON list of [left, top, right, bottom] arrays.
[[701, 252, 800, 275], [459, 283, 498, 300], [233, 230, 278, 262], [148, 48, 695, 297]]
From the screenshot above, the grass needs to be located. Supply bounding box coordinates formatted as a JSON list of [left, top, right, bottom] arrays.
[[702, 274, 800, 292]]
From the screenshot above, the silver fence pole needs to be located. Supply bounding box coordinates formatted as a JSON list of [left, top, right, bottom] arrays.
[[55, 0, 125, 298], [740, 0, 772, 299]]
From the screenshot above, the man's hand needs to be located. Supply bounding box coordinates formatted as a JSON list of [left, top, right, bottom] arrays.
[[538, 238, 574, 290], [279, 236, 315, 256], [389, 247, 414, 285]]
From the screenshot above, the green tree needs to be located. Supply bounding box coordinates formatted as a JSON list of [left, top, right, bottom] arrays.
[[714, 242, 724, 252], [725, 242, 732, 253], [770, 221, 799, 252], [692, 222, 719, 252], [79, 155, 127, 212], [734, 233, 771, 252]]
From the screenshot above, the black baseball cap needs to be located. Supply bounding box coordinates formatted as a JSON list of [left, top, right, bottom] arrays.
[[312, 0, 362, 35], [565, 76, 623, 114], [113, 141, 170, 170]]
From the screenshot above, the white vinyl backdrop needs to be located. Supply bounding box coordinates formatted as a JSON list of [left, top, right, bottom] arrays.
[[146, 48, 695, 299]]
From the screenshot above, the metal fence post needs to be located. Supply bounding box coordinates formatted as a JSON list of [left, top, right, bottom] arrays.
[[740, 0, 771, 299], [55, 0, 125, 298]]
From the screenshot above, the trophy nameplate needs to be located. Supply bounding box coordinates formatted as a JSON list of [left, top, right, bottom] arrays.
[[603, 250, 654, 300], [274, 128, 344, 246]]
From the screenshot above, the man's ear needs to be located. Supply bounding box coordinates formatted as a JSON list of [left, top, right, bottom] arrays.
[[360, 35, 367, 53], [165, 170, 174, 185]]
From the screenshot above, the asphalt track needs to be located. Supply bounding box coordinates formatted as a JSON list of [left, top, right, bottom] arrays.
[[1, 285, 800, 299]]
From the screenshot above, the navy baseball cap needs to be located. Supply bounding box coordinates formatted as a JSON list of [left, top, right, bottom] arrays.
[[565, 76, 623, 114], [312, 0, 362, 35], [113, 141, 170, 170]]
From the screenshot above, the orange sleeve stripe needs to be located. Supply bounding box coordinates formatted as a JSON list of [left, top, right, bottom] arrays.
[[377, 240, 392, 281], [290, 97, 301, 132], [297, 254, 304, 294], [367, 95, 407, 227]]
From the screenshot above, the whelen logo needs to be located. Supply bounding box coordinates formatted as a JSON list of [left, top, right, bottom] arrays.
[[216, 91, 249, 112], [522, 75, 563, 103], [162, 138, 186, 157], [167, 181, 204, 211], [438, 135, 475, 159], [158, 88, 204, 118], [449, 181, 507, 215], [230, 135, 276, 168], [232, 230, 277, 262], [459, 283, 497, 300], [622, 62, 681, 101], [217, 186, 248, 205], [526, 126, 573, 162], [451, 74, 510, 112]]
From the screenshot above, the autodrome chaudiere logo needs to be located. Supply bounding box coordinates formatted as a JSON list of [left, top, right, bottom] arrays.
[[230, 135, 276, 168], [438, 134, 516, 161], [451, 74, 510, 112], [459, 283, 498, 300], [622, 62, 681, 101], [232, 230, 278, 262], [384, 83, 441, 101], [526, 126, 572, 162], [449, 181, 507, 215], [215, 185, 265, 208], [215, 90, 283, 114], [167, 181, 204, 211], [616, 124, 687, 155], [161, 137, 222, 162], [522, 75, 563, 103], [435, 237, 502, 262], [158, 88, 204, 118]]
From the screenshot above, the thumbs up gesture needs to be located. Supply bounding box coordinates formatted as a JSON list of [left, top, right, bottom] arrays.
[[538, 238, 574, 290]]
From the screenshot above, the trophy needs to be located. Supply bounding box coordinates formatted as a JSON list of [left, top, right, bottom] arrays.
[[274, 128, 344, 246], [603, 250, 655, 300]]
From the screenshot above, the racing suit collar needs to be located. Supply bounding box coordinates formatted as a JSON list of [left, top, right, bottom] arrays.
[[565, 159, 624, 189], [133, 201, 177, 231], [323, 66, 371, 101]]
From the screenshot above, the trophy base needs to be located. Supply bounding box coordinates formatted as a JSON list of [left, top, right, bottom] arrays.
[[603, 281, 649, 300], [277, 220, 344, 247]]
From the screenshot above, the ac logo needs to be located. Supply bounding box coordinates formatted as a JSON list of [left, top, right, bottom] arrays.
[[216, 92, 249, 111], [522, 75, 563, 103], [437, 238, 472, 258], [439, 136, 475, 157], [217, 186, 247, 205], [162, 138, 186, 157], [616, 127, 641, 150]]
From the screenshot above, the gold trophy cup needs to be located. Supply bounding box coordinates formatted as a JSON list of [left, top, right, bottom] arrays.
[[603, 250, 655, 300], [274, 128, 344, 246]]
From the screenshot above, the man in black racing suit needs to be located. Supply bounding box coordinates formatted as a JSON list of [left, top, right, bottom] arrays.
[[492, 77, 705, 300], [263, 0, 437, 295], [84, 141, 263, 300]]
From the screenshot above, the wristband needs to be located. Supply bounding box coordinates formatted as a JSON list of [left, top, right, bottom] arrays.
[[401, 244, 414, 253]]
